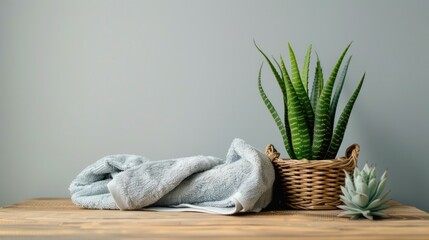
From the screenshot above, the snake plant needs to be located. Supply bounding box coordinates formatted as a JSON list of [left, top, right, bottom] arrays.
[[256, 42, 365, 160]]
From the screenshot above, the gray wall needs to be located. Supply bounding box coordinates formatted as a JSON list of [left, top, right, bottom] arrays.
[[1, 0, 428, 211]]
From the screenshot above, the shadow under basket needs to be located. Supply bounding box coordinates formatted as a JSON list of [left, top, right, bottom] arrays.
[[265, 144, 359, 210]]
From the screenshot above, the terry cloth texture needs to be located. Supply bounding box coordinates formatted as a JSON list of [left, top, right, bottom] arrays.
[[69, 138, 275, 214]]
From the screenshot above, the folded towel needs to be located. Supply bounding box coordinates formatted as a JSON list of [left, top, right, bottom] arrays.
[[69, 138, 275, 214]]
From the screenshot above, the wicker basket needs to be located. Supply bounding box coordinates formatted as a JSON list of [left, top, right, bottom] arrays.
[[265, 144, 359, 210]]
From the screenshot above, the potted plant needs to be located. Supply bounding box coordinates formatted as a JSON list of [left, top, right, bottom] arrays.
[[256, 42, 365, 210]]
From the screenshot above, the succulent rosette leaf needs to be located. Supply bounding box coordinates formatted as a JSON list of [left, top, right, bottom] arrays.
[[338, 163, 390, 220]]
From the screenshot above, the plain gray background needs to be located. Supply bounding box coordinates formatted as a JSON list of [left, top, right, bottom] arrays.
[[1, 0, 428, 212]]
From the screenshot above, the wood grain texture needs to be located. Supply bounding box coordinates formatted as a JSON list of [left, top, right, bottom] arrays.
[[0, 199, 428, 239]]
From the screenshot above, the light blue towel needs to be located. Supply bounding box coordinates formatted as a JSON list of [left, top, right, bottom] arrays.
[[69, 138, 275, 214]]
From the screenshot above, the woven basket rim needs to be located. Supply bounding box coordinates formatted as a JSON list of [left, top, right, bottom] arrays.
[[265, 144, 360, 163], [273, 157, 347, 163]]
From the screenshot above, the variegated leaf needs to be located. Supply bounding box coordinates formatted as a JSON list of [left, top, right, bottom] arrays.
[[258, 64, 296, 158], [325, 74, 364, 159], [312, 43, 351, 159], [280, 56, 312, 159], [288, 43, 314, 143]]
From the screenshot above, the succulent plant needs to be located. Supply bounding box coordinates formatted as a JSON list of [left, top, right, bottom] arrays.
[[338, 163, 390, 220], [256, 42, 365, 160]]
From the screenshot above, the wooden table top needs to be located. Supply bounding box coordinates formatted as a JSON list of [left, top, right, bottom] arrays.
[[0, 198, 428, 239]]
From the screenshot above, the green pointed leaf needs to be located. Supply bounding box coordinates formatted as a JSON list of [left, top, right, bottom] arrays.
[[372, 211, 390, 218], [312, 43, 351, 159], [288, 43, 303, 87], [373, 204, 390, 211], [337, 212, 352, 217], [310, 57, 324, 112], [255, 43, 296, 158], [254, 42, 286, 97], [280, 56, 312, 159], [272, 57, 284, 82], [273, 57, 297, 158], [376, 190, 391, 203], [288, 43, 314, 143], [361, 169, 369, 184], [362, 163, 370, 174], [258, 64, 296, 159], [369, 167, 376, 181], [340, 195, 361, 209], [355, 176, 368, 195], [344, 171, 355, 192], [380, 170, 387, 181], [271, 57, 294, 153], [362, 164, 371, 182], [330, 56, 352, 127], [340, 186, 352, 201], [362, 211, 374, 220], [366, 198, 384, 210], [368, 178, 377, 199], [301, 44, 312, 93], [273, 59, 295, 158], [373, 176, 387, 200], [352, 193, 368, 208], [368, 198, 390, 210], [338, 205, 363, 213], [318, 57, 324, 96], [354, 167, 360, 180], [325, 74, 364, 159]]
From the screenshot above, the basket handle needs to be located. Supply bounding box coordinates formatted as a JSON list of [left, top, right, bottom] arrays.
[[345, 144, 360, 165], [265, 144, 280, 161]]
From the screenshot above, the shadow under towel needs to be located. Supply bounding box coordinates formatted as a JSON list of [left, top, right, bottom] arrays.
[[69, 138, 275, 214]]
